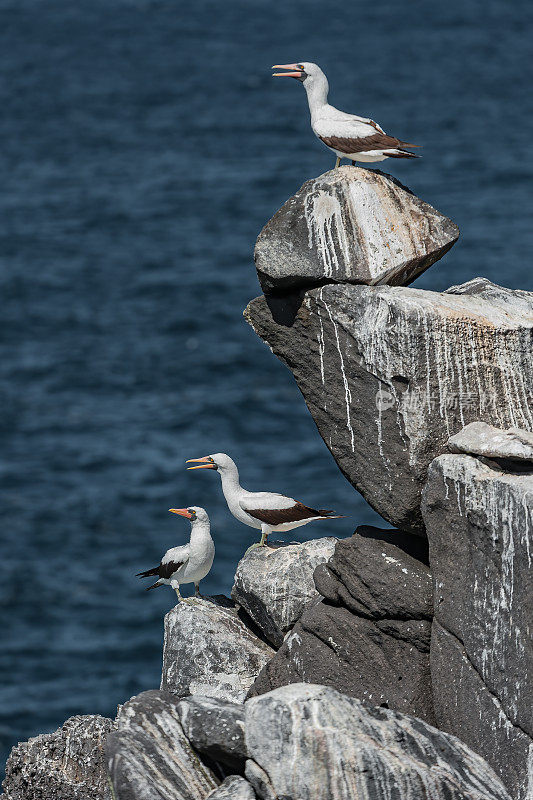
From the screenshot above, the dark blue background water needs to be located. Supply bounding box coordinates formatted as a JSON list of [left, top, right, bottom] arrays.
[[1, 0, 532, 767]]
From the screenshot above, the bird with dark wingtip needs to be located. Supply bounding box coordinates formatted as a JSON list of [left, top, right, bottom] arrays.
[[272, 61, 420, 167], [136, 506, 214, 602], [186, 453, 342, 548]]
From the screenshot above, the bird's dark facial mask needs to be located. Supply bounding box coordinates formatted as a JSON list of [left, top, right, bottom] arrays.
[[272, 63, 306, 81], [185, 456, 218, 471]]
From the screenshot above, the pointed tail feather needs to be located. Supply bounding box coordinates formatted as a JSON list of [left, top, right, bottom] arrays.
[[136, 566, 159, 578], [318, 509, 345, 518], [146, 580, 163, 591]]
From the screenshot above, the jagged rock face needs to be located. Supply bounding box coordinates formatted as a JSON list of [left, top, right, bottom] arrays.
[[248, 528, 435, 724], [161, 596, 274, 703], [448, 420, 533, 462], [245, 279, 533, 532], [206, 776, 256, 800], [177, 695, 246, 773], [2, 714, 114, 800], [423, 454, 533, 800], [254, 167, 459, 293], [231, 539, 336, 647], [106, 690, 217, 800], [244, 683, 511, 800]]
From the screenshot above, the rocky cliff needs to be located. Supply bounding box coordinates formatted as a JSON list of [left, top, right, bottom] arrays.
[[3, 167, 531, 800]]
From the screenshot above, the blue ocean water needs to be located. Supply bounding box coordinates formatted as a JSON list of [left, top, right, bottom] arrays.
[[1, 0, 532, 768]]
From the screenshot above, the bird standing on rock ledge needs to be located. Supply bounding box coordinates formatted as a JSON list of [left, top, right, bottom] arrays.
[[272, 62, 420, 167], [186, 453, 342, 548], [136, 506, 214, 603]]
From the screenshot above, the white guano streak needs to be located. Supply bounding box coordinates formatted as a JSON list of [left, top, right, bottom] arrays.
[[305, 189, 351, 279]]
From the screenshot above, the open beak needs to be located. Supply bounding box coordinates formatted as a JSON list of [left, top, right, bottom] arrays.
[[186, 456, 217, 471], [272, 63, 304, 78], [169, 508, 193, 519]]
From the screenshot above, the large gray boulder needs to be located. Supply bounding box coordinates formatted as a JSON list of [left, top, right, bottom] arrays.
[[244, 683, 511, 800], [231, 539, 336, 647], [254, 166, 459, 293], [245, 278, 533, 532], [106, 690, 216, 800], [423, 453, 533, 800], [2, 714, 114, 800], [161, 596, 274, 703], [177, 695, 246, 773], [248, 528, 435, 724], [448, 420, 533, 462]]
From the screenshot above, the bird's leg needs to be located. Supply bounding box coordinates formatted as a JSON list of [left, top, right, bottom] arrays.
[[195, 583, 202, 598], [174, 585, 184, 602], [335, 157, 341, 168], [259, 531, 269, 547]]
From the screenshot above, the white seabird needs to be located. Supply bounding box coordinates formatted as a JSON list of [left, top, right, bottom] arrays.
[[186, 453, 342, 547], [272, 61, 420, 166], [136, 506, 214, 602]]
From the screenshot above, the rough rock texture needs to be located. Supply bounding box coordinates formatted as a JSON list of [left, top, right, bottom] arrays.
[[231, 539, 336, 647], [206, 776, 255, 800], [177, 695, 246, 773], [254, 166, 459, 293], [423, 454, 533, 800], [245, 278, 533, 532], [248, 528, 435, 724], [106, 690, 216, 800], [448, 420, 533, 462], [161, 596, 274, 703], [2, 714, 113, 800], [244, 683, 511, 800]]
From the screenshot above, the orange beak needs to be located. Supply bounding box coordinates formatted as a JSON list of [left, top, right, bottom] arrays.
[[169, 508, 193, 519], [185, 456, 217, 471], [272, 63, 304, 78]]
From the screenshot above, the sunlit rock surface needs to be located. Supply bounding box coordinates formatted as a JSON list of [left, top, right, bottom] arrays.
[[244, 683, 511, 800], [231, 538, 336, 647], [254, 167, 459, 293], [248, 528, 434, 723], [245, 278, 533, 532], [206, 776, 256, 800], [106, 690, 216, 800], [423, 454, 533, 800], [448, 420, 533, 462], [161, 596, 274, 703], [2, 714, 114, 800]]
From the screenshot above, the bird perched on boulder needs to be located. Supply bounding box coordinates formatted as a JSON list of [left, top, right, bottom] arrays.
[[272, 61, 420, 167], [136, 506, 214, 602], [186, 453, 341, 548]]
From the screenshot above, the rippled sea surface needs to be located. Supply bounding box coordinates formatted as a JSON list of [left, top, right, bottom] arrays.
[[1, 0, 532, 767]]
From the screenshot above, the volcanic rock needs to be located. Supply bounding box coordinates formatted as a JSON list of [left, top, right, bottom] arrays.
[[248, 528, 434, 724], [244, 683, 511, 800], [161, 596, 274, 703], [206, 776, 256, 800], [106, 690, 216, 800], [231, 538, 336, 647], [177, 695, 246, 773], [2, 714, 114, 800], [254, 166, 459, 293], [448, 420, 533, 462], [245, 279, 533, 532], [423, 453, 533, 800]]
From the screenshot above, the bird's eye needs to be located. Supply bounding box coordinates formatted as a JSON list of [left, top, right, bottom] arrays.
[[298, 64, 304, 69]]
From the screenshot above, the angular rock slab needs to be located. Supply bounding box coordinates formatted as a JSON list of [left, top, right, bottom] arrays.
[[231, 538, 336, 647], [248, 528, 434, 724], [448, 420, 533, 462], [177, 695, 246, 773], [106, 690, 216, 800], [161, 596, 274, 703], [423, 454, 533, 800], [245, 278, 533, 532], [244, 684, 511, 800], [2, 714, 114, 800], [206, 776, 256, 800], [254, 166, 459, 293]]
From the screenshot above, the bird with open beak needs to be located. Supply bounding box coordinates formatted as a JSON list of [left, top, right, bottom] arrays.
[[136, 506, 214, 603], [272, 62, 420, 167], [186, 453, 341, 548]]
